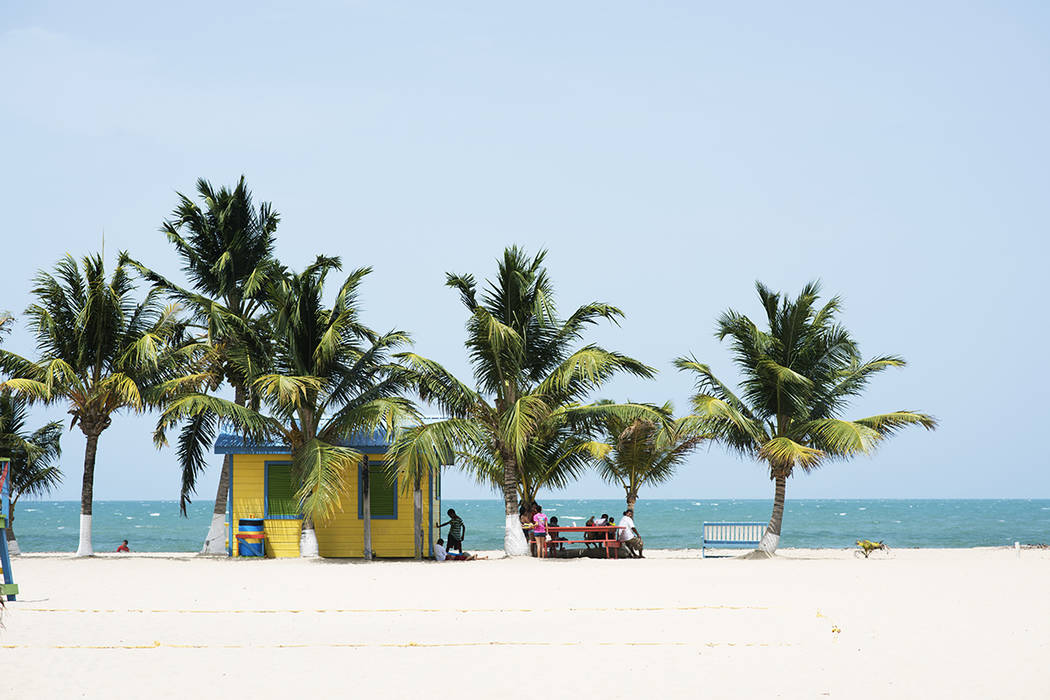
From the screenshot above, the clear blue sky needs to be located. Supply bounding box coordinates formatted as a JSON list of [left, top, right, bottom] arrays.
[[1, 2, 1047, 502]]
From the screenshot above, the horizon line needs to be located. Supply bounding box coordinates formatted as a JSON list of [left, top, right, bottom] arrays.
[[23, 496, 1050, 503]]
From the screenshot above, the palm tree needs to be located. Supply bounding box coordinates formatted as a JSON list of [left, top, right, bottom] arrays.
[[0, 314, 64, 555], [0, 391, 62, 554], [458, 407, 600, 511], [123, 175, 279, 553], [585, 400, 707, 515], [389, 247, 656, 556], [0, 254, 190, 556], [675, 281, 937, 557], [155, 256, 423, 557]]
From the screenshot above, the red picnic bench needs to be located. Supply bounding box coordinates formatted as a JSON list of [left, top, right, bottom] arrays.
[[544, 525, 622, 559], [235, 531, 267, 557]]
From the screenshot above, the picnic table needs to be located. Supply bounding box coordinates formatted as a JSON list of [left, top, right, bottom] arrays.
[[544, 525, 622, 559]]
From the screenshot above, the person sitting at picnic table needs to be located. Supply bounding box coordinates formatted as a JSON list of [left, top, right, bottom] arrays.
[[618, 508, 643, 558], [532, 504, 549, 558], [583, 516, 598, 548], [547, 516, 567, 555], [439, 508, 467, 553], [520, 501, 538, 551], [520, 510, 533, 534], [434, 538, 485, 561]]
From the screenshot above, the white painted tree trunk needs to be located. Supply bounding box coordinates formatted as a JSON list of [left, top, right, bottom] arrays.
[[201, 455, 232, 554], [299, 522, 319, 558], [757, 529, 780, 554], [8, 537, 20, 556], [201, 513, 227, 555], [75, 514, 93, 557], [504, 514, 529, 556], [748, 473, 787, 559]]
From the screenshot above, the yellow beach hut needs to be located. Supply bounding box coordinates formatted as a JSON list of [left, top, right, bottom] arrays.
[[215, 432, 440, 559]]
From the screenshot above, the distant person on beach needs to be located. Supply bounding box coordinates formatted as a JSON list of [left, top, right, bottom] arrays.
[[440, 509, 467, 553], [618, 509, 643, 558], [434, 538, 485, 561], [117, 540, 129, 552], [532, 504, 549, 558]]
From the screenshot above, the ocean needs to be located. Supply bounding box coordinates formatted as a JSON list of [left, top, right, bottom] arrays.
[[8, 498, 1050, 553]]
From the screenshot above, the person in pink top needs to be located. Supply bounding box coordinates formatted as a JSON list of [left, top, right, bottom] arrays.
[[532, 504, 549, 558]]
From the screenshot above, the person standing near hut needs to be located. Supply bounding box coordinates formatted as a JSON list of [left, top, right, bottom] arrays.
[[440, 509, 467, 554]]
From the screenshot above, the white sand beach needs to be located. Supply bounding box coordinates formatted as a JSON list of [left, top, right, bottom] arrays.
[[3, 547, 1049, 699]]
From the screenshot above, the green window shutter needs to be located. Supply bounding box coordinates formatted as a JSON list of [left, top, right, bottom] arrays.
[[369, 465, 396, 518], [266, 462, 298, 517]]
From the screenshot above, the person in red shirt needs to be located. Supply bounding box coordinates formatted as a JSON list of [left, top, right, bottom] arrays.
[[117, 540, 129, 552]]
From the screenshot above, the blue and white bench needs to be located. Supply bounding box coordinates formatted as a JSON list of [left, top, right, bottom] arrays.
[[702, 521, 766, 558]]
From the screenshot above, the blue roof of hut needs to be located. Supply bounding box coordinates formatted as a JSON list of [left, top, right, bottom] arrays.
[[214, 429, 393, 455]]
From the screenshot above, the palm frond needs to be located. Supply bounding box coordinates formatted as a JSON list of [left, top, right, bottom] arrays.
[[253, 374, 322, 409], [387, 418, 489, 485], [0, 378, 52, 404], [757, 436, 824, 474], [799, 418, 881, 458], [394, 352, 479, 417], [499, 394, 550, 465], [175, 409, 217, 514], [854, 411, 938, 435], [154, 393, 279, 448], [292, 438, 360, 523]]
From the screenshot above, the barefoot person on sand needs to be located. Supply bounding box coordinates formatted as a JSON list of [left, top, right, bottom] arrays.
[[434, 538, 485, 561]]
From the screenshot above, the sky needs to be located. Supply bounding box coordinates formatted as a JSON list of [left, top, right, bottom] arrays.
[[1, 2, 1047, 503]]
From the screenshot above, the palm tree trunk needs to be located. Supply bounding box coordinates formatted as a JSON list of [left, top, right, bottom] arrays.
[[755, 474, 786, 557], [362, 456, 372, 560], [202, 385, 245, 554], [76, 431, 101, 557], [501, 449, 528, 557], [4, 490, 17, 556], [4, 522, 16, 556], [200, 456, 232, 555], [626, 490, 638, 514], [299, 516, 319, 557]]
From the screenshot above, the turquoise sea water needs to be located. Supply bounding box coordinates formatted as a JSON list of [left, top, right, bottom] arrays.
[[8, 498, 1050, 553]]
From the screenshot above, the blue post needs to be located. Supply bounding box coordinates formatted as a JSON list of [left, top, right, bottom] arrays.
[[0, 458, 17, 601], [226, 468, 233, 557]]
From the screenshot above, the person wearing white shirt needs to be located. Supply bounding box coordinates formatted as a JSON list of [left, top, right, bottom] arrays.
[[433, 538, 484, 561], [618, 508, 643, 558]]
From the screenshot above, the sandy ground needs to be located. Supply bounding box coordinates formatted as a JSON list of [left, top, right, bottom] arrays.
[[2, 547, 1049, 699]]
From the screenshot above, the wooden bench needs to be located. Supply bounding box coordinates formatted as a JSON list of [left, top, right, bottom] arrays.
[[702, 521, 766, 558]]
